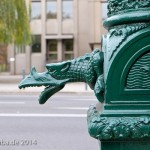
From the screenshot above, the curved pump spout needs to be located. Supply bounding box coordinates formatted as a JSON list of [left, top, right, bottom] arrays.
[[19, 66, 69, 104], [19, 49, 104, 104]]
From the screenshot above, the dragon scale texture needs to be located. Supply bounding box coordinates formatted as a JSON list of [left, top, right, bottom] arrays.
[[46, 49, 103, 89]]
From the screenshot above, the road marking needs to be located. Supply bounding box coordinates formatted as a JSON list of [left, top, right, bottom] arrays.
[[71, 99, 96, 101], [54, 107, 88, 110], [31, 149, 57, 150], [49, 98, 96, 102], [0, 95, 96, 101], [0, 102, 25, 104], [55, 96, 95, 99], [0, 114, 87, 117]]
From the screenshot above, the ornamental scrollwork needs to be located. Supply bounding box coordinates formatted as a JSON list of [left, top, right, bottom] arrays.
[[107, 23, 149, 60], [108, 0, 150, 17], [127, 52, 150, 89], [87, 105, 150, 140]]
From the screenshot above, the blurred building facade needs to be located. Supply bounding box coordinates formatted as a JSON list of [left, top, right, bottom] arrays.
[[7, 0, 108, 75]]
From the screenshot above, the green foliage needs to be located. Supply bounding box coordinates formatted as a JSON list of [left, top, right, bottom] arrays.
[[0, 0, 31, 45]]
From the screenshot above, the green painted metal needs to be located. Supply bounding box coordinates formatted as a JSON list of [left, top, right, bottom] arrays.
[[19, 49, 104, 104], [88, 0, 150, 149], [88, 105, 150, 140], [18, 0, 150, 149], [101, 141, 150, 150]]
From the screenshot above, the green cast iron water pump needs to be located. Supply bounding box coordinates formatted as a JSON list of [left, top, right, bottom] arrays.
[[19, 0, 150, 149]]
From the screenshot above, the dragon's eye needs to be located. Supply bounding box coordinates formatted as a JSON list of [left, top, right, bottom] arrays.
[[61, 63, 71, 72], [49, 68, 55, 73]]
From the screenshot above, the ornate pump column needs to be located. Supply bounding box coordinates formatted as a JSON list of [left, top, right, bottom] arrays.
[[88, 0, 150, 149], [18, 0, 150, 149]]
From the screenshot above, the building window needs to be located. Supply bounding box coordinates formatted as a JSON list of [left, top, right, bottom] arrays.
[[62, 0, 73, 19], [102, 2, 108, 19], [63, 39, 74, 60], [46, 0, 57, 19], [15, 46, 26, 54], [31, 1, 41, 20], [31, 35, 41, 53], [47, 40, 57, 62]]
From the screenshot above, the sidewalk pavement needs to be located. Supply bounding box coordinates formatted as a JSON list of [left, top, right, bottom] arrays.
[[0, 73, 93, 94]]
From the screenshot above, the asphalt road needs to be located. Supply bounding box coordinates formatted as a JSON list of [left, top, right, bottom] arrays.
[[0, 93, 101, 150]]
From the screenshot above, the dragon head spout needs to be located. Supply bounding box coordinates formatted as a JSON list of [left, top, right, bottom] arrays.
[[18, 49, 105, 104], [18, 66, 69, 104]]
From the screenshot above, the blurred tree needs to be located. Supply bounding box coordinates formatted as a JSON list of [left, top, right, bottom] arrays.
[[0, 0, 31, 72], [0, 0, 31, 45]]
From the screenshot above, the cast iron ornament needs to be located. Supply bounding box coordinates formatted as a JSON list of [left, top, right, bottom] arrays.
[[88, 105, 150, 140], [19, 49, 104, 104]]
